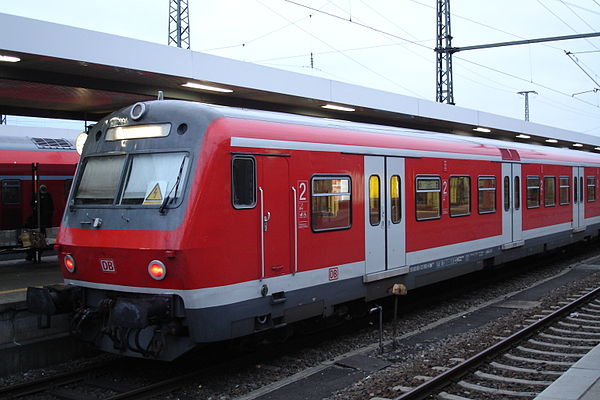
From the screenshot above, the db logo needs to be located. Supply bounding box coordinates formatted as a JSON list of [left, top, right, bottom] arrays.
[[100, 259, 116, 273], [328, 267, 339, 281]]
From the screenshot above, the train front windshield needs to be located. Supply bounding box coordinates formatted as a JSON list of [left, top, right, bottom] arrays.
[[74, 152, 189, 207]]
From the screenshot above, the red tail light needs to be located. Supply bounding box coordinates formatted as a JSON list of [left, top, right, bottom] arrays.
[[64, 254, 76, 273], [148, 260, 166, 280]]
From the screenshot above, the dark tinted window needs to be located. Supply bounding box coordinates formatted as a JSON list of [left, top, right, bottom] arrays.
[[232, 156, 256, 208], [2, 180, 20, 205]]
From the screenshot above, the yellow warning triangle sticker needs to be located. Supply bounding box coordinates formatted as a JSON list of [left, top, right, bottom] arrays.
[[143, 183, 163, 204]]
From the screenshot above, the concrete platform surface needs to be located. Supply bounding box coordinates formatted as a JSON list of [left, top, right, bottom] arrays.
[[534, 344, 600, 400], [0, 256, 63, 304]]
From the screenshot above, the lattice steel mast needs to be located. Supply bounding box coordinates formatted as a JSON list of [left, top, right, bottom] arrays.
[[435, 0, 454, 104], [168, 0, 190, 49], [517, 91, 537, 121]]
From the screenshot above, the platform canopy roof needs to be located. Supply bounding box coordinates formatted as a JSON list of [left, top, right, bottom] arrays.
[[0, 12, 599, 151]]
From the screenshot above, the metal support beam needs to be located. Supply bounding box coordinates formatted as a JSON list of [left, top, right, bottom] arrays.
[[0, 115, 6, 124], [168, 0, 190, 49], [452, 32, 600, 53], [435, 0, 454, 104]]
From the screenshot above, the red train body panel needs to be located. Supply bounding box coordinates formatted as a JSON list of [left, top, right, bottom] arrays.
[[29, 100, 600, 360], [0, 130, 78, 247]]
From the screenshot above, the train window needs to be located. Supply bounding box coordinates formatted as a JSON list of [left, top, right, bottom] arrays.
[[311, 176, 351, 232], [559, 177, 570, 205], [390, 175, 401, 224], [526, 176, 541, 209], [587, 176, 596, 202], [478, 176, 496, 214], [121, 152, 189, 206], [232, 157, 256, 209], [544, 177, 556, 207], [369, 175, 381, 226], [514, 176, 520, 210], [416, 176, 441, 221], [581, 177, 585, 203], [1, 180, 20, 205], [74, 155, 126, 205], [450, 176, 470, 217], [503, 176, 510, 212], [574, 176, 578, 204]]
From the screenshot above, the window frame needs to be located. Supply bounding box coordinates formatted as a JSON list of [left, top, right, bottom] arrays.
[[119, 151, 190, 207], [310, 175, 352, 233], [514, 176, 520, 210], [559, 176, 570, 205], [477, 176, 497, 215], [587, 176, 597, 202], [368, 175, 381, 226], [544, 176, 556, 207], [503, 176, 510, 212], [1, 179, 21, 206], [415, 175, 442, 221], [449, 175, 471, 217], [73, 150, 191, 209], [73, 153, 128, 207], [390, 175, 402, 224], [526, 176, 541, 209], [231, 155, 257, 209]]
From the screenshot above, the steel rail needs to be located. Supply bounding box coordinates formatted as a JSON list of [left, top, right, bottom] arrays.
[[0, 359, 118, 398], [394, 286, 600, 400]]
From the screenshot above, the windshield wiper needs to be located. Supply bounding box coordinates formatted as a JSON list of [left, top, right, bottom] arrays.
[[159, 157, 187, 214]]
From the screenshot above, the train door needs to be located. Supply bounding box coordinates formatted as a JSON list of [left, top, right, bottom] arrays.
[[501, 163, 522, 247], [573, 166, 585, 231], [364, 156, 406, 275], [257, 156, 291, 278]]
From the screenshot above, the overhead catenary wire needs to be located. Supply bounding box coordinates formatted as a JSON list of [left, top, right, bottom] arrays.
[[456, 55, 600, 109], [558, 0, 598, 32], [536, 0, 600, 49], [550, 0, 600, 16], [258, 0, 428, 98], [281, 0, 432, 50]]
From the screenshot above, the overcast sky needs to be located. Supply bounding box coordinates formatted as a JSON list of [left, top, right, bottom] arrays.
[[1, 0, 599, 135]]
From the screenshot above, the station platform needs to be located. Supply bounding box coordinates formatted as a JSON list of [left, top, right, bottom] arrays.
[[534, 344, 600, 400], [0, 254, 63, 305]]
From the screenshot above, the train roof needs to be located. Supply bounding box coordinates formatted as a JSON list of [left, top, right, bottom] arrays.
[[0, 125, 80, 165], [191, 101, 600, 167]]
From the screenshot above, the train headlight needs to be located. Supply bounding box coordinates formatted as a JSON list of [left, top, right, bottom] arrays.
[[64, 254, 76, 273], [148, 260, 167, 280], [75, 132, 88, 155]]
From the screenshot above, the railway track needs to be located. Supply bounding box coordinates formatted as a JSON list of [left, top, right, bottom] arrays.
[[0, 357, 191, 399], [395, 285, 600, 400]]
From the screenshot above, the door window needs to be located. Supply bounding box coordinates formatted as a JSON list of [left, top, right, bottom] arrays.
[[390, 175, 401, 224]]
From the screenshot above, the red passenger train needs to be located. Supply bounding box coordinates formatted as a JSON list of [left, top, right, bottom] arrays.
[[28, 100, 600, 360], [0, 127, 78, 251]]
